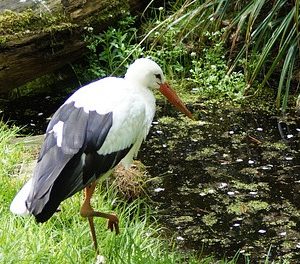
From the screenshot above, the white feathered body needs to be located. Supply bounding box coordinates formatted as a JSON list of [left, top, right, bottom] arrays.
[[10, 75, 156, 220]]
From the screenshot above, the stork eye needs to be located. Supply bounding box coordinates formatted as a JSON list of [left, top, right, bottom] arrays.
[[155, 74, 162, 81]]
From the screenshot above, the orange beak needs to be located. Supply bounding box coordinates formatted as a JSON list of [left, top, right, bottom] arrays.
[[159, 83, 194, 120]]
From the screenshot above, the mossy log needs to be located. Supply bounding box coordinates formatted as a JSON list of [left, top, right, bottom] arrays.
[[0, 0, 149, 95]]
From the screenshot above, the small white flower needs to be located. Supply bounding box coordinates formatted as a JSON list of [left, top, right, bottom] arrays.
[[190, 52, 197, 57], [158, 6, 164, 11], [96, 255, 105, 264]]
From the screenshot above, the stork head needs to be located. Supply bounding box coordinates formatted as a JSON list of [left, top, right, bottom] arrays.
[[125, 58, 165, 89], [125, 58, 194, 119]]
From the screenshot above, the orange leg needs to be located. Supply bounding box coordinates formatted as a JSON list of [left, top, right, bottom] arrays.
[[80, 181, 119, 251]]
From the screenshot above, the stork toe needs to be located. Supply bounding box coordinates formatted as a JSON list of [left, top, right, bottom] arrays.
[[107, 214, 119, 234]]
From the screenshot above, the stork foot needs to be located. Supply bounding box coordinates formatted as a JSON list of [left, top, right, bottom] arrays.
[[80, 204, 120, 251], [80, 182, 120, 251], [107, 213, 119, 234], [82, 209, 119, 234]]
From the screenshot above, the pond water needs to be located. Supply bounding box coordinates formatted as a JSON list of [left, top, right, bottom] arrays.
[[139, 104, 300, 263], [1, 94, 300, 263]]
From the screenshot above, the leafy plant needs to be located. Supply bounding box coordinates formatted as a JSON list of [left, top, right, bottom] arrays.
[[74, 15, 143, 84], [149, 0, 300, 111], [187, 31, 246, 101]]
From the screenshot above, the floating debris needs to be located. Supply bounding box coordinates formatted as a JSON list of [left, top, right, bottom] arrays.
[[257, 128, 263, 131], [249, 191, 258, 196], [258, 229, 267, 234], [261, 165, 273, 170], [218, 182, 228, 189], [154, 187, 165, 193]]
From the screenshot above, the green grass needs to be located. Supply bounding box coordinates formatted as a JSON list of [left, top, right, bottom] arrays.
[[0, 122, 239, 263]]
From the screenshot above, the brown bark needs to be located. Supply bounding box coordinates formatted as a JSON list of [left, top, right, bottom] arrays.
[[0, 0, 149, 95]]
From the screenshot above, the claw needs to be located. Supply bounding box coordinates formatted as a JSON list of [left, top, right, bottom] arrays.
[[107, 214, 119, 234]]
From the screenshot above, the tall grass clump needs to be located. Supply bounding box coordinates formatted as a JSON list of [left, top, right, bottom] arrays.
[[0, 123, 23, 175], [149, 0, 300, 111]]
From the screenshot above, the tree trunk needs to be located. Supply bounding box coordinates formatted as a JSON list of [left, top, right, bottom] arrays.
[[0, 0, 149, 95]]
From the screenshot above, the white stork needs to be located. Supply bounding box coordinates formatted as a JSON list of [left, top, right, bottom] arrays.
[[10, 58, 193, 250]]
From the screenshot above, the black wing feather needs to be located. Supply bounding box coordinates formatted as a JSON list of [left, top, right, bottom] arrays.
[[62, 106, 88, 154], [26, 102, 131, 223]]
